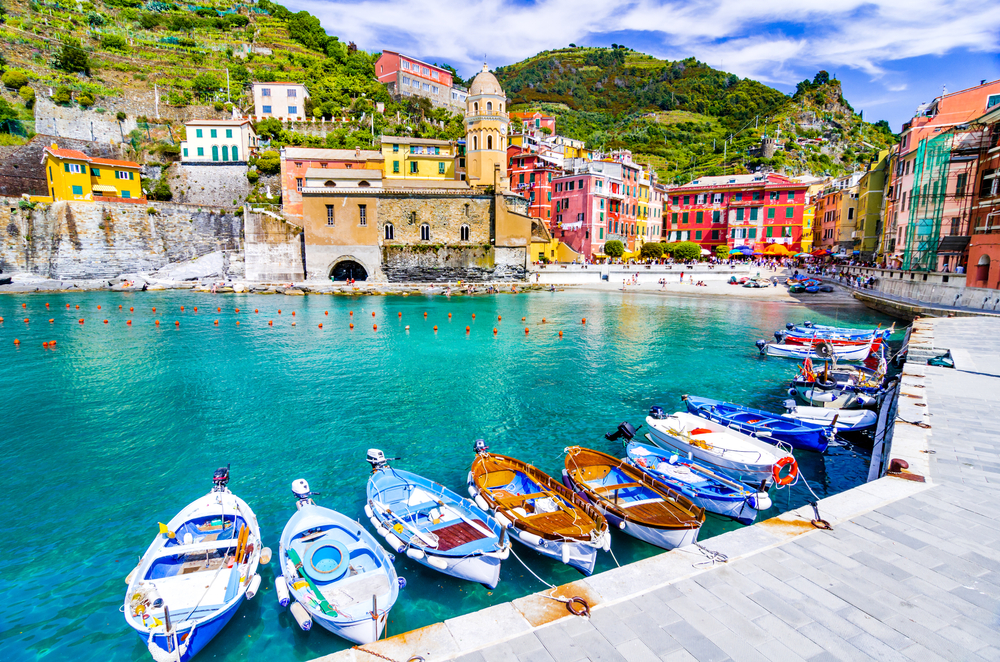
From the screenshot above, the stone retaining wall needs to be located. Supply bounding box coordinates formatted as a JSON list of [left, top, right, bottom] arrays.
[[382, 245, 525, 282], [166, 163, 251, 208]]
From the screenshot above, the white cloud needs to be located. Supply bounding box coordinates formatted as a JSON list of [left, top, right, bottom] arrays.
[[282, 0, 1000, 92]]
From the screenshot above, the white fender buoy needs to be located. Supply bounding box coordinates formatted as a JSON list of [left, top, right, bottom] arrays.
[[499, 545, 510, 560], [245, 574, 262, 599], [467, 471, 475, 486], [427, 554, 448, 570], [275, 576, 290, 607], [364, 504, 374, 519], [474, 495, 489, 511], [260, 547, 272, 564], [602, 533, 612, 552], [290, 602, 312, 631], [519, 531, 542, 547], [384, 532, 406, 553], [494, 511, 511, 529], [755, 492, 773, 511], [369, 516, 383, 530], [561, 543, 572, 565], [406, 547, 425, 561], [618, 520, 627, 530], [468, 485, 478, 498]]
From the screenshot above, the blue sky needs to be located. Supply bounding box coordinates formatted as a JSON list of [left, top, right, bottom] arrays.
[[284, 0, 1000, 130]]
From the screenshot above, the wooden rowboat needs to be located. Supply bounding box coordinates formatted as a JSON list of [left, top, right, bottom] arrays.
[[468, 442, 610, 575], [562, 446, 704, 550]]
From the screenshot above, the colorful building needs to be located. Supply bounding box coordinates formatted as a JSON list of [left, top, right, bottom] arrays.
[[665, 173, 808, 254], [180, 119, 257, 164], [465, 65, 509, 190], [814, 189, 843, 251], [280, 147, 385, 222], [381, 137, 458, 182], [801, 203, 815, 253], [251, 82, 309, 121], [855, 151, 890, 259], [38, 144, 144, 202], [510, 111, 556, 135], [375, 51, 465, 111], [965, 103, 1000, 288], [507, 146, 558, 223]]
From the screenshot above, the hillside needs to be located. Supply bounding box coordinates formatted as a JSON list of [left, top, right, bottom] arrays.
[[496, 47, 897, 183]]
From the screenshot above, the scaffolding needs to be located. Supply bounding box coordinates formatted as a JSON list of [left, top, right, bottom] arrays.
[[902, 133, 951, 271]]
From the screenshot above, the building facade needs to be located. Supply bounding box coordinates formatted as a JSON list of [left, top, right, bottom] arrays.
[[856, 151, 890, 260], [374, 51, 465, 111], [464, 65, 509, 190], [280, 147, 384, 222], [965, 105, 1000, 288], [38, 145, 144, 202], [180, 120, 257, 164], [508, 147, 558, 223], [251, 82, 309, 121], [381, 136, 458, 182]]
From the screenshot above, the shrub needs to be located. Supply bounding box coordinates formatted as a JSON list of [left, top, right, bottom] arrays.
[[2, 69, 28, 90], [246, 170, 259, 184], [77, 93, 95, 108], [147, 176, 172, 201], [116, 111, 126, 122], [254, 150, 280, 175], [54, 38, 91, 75], [213, 101, 224, 111], [672, 241, 701, 262], [714, 244, 730, 259], [191, 73, 220, 100], [86, 11, 105, 26], [604, 239, 625, 258], [18, 85, 35, 108], [138, 13, 159, 29], [100, 34, 128, 51], [639, 242, 663, 259], [53, 86, 72, 105]]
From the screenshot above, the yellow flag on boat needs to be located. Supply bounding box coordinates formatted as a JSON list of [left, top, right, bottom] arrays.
[[158, 522, 176, 538]]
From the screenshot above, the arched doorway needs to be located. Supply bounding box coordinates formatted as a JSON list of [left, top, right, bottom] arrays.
[[976, 254, 991, 283], [330, 260, 368, 281]]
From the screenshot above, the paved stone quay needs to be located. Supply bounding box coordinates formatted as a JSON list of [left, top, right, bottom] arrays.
[[322, 317, 1000, 662]]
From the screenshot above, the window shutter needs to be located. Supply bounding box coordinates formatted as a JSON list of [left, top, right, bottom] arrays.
[[64, 163, 70, 172]]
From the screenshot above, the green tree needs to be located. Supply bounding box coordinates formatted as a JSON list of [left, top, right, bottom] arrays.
[[86, 11, 105, 26], [639, 241, 663, 259], [191, 73, 220, 100], [18, 85, 35, 109], [100, 34, 128, 51], [77, 93, 95, 108], [672, 241, 701, 261], [254, 150, 280, 175], [813, 70, 830, 86], [604, 239, 625, 258], [0, 97, 18, 125], [2, 69, 28, 90], [714, 244, 730, 259], [54, 38, 91, 75]]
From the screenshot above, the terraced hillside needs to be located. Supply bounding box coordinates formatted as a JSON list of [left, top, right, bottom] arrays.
[[497, 47, 897, 182]]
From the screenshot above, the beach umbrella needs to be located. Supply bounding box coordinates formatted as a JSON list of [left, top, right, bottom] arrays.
[[728, 248, 748, 255], [794, 252, 811, 257], [700, 248, 711, 256], [763, 244, 793, 256], [810, 249, 830, 257]]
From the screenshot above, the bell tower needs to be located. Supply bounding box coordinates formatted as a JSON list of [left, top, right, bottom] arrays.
[[465, 63, 509, 191]]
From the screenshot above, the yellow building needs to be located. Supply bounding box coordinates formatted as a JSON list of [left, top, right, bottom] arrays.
[[381, 136, 457, 181], [38, 145, 144, 202], [801, 204, 815, 253], [465, 64, 509, 190], [531, 237, 582, 264]]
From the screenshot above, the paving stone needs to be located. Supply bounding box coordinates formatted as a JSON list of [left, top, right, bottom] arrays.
[[663, 620, 730, 662], [847, 632, 913, 662], [453, 653, 487, 662], [666, 597, 727, 638], [837, 606, 912, 649], [745, 590, 811, 628], [751, 613, 824, 659], [751, 639, 809, 662], [795, 621, 876, 662], [481, 642, 521, 662], [616, 639, 662, 662], [589, 607, 639, 646]]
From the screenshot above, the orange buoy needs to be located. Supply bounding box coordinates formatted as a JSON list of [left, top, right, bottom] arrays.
[[559, 331, 563, 337], [350, 311, 354, 316], [175, 321, 180, 326], [97, 305, 101, 310], [46, 303, 50, 308], [472, 314, 476, 319], [498, 315, 502, 321], [155, 320, 160, 326], [66, 304, 70, 308], [103, 319, 108, 324], [119, 305, 122, 310], [23, 318, 28, 323], [236, 321, 240, 326], [181, 306, 185, 311], [127, 320, 132, 325], [152, 307, 156, 313], [278, 309, 282, 314], [13, 338, 20, 345], [325, 311, 328, 315], [194, 307, 198, 312], [49, 319, 54, 323], [43, 341, 49, 347], [217, 307, 221, 312], [235, 308, 240, 313], [525, 327, 529, 334], [291, 322, 296, 326], [318, 323, 323, 328], [130, 307, 134, 312], [78, 318, 84, 324], [292, 311, 296, 316], [448, 313, 452, 318], [423, 312, 427, 317], [466, 326, 470, 332], [398, 312, 402, 317], [75, 305, 79, 309], [433, 325, 438, 331], [214, 320, 219, 326], [521, 317, 525, 321], [405, 325, 410, 330], [373, 324, 377, 330], [493, 328, 497, 334], [350, 323, 354, 329], [269, 320, 273, 326], [22, 303, 26, 308], [255, 309, 259, 313], [371, 312, 375, 317], [0, 317, 3, 323], [49, 340, 56, 346], [542, 318, 546, 323], [582, 318, 587, 324]]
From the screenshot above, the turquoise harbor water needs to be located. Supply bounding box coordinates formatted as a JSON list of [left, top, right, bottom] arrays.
[[0, 290, 898, 662]]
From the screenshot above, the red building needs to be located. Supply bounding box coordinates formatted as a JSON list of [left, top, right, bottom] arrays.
[[508, 146, 558, 223], [967, 104, 1000, 288], [551, 158, 640, 258], [374, 51, 463, 109], [665, 173, 808, 253], [510, 111, 556, 135]]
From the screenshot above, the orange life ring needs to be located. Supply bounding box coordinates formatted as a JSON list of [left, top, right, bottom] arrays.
[[772, 456, 798, 486]]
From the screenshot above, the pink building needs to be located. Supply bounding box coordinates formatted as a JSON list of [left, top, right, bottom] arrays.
[[510, 111, 556, 135], [551, 158, 640, 258], [279, 147, 385, 223], [374, 51, 465, 110]]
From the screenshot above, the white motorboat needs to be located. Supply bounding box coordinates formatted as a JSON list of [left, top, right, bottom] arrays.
[[782, 401, 878, 431]]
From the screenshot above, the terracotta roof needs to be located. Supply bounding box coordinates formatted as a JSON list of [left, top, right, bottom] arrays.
[[45, 147, 90, 161], [90, 157, 140, 169], [283, 147, 384, 160], [183, 119, 253, 126]]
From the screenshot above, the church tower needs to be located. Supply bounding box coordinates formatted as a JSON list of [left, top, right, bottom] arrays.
[[465, 64, 509, 191]]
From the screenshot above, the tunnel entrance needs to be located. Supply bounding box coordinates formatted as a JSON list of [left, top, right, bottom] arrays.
[[330, 260, 368, 281]]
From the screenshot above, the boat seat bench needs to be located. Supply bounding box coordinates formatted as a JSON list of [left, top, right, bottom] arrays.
[[592, 482, 641, 495]]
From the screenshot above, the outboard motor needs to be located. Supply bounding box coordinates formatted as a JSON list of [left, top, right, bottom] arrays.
[[605, 421, 638, 442], [211, 464, 230, 492], [473, 439, 489, 455], [648, 405, 667, 420], [803, 321, 813, 328], [366, 448, 389, 472], [292, 479, 317, 509], [782, 399, 797, 414], [773, 330, 785, 343], [756, 339, 767, 354], [785, 323, 794, 330]]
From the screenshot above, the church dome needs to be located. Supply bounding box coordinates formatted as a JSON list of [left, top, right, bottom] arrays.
[[469, 64, 504, 97]]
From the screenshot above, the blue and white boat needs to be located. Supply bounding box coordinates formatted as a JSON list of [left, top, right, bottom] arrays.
[[278, 479, 399, 645], [782, 401, 878, 431], [683, 395, 832, 453], [786, 322, 892, 340], [624, 440, 770, 525], [364, 449, 510, 589], [756, 338, 874, 362], [124, 467, 265, 662]]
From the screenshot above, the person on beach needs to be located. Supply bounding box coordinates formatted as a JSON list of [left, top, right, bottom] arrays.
[[680, 271, 684, 283]]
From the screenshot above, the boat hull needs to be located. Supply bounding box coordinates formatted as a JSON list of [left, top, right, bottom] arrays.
[[684, 396, 829, 453], [413, 550, 503, 588], [763, 342, 872, 361], [783, 405, 878, 431], [646, 423, 775, 489], [509, 526, 599, 575], [793, 385, 876, 409], [134, 597, 241, 662]]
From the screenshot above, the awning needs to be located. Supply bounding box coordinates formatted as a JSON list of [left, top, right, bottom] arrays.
[[700, 248, 711, 256], [93, 184, 118, 193], [937, 236, 971, 253]]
